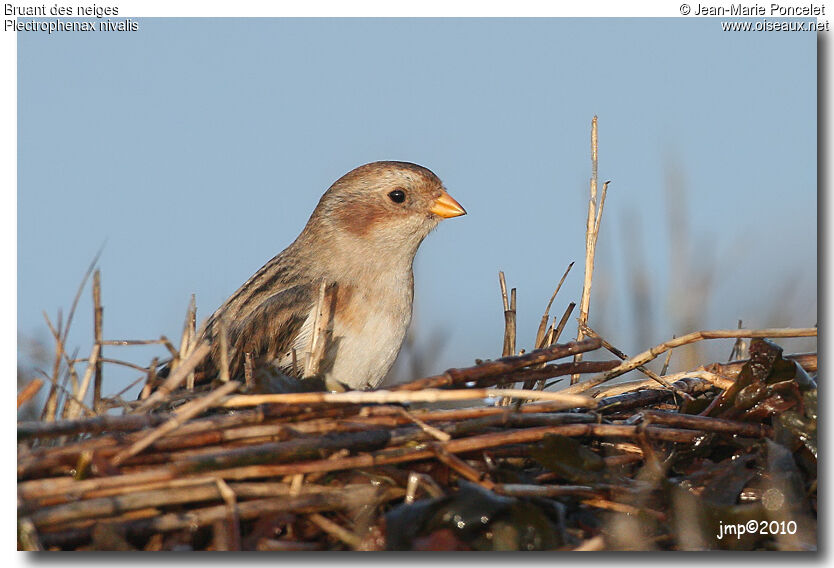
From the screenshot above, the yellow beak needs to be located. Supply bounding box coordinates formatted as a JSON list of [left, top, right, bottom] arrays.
[[430, 190, 467, 219]]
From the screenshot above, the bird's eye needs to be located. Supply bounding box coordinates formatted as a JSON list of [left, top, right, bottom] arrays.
[[388, 189, 406, 204]]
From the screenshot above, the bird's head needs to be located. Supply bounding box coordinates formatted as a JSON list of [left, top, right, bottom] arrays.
[[305, 161, 466, 266]]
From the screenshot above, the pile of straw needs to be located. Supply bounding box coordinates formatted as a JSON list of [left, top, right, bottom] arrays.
[[17, 117, 817, 550]]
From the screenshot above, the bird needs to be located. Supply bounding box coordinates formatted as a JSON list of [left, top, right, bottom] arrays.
[[191, 161, 466, 393]]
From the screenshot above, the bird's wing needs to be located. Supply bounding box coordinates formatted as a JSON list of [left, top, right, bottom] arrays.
[[200, 282, 316, 381], [199, 253, 317, 381], [227, 282, 314, 376]]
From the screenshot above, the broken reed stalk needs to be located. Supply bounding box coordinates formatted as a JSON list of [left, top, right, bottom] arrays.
[[535, 302, 577, 390], [433, 443, 495, 490], [573, 535, 607, 552], [138, 357, 159, 400], [19, 411, 171, 440], [180, 295, 197, 390], [392, 337, 601, 391], [65, 342, 100, 421], [529, 301, 576, 388], [526, 263, 575, 390], [660, 343, 674, 375], [111, 381, 241, 466], [639, 409, 771, 438], [92, 270, 103, 414], [84, 358, 148, 373], [729, 319, 749, 361], [41, 312, 68, 422], [212, 477, 241, 551], [552, 302, 575, 344], [244, 352, 254, 389], [509, 289, 517, 351], [498, 271, 509, 312], [43, 310, 95, 421], [220, 387, 596, 409], [30, 379, 92, 426], [42, 314, 82, 421], [495, 484, 602, 500], [34, 485, 386, 536], [534, 262, 575, 350], [395, 407, 451, 442], [573, 116, 610, 384], [308, 513, 364, 550], [595, 376, 716, 413], [589, 369, 734, 399], [498, 271, 517, 359], [39, 252, 103, 422], [100, 338, 170, 347], [562, 327, 817, 394], [218, 317, 230, 383], [18, 379, 44, 409], [305, 280, 331, 378], [496, 360, 619, 390], [579, 323, 674, 389], [499, 284, 518, 405], [132, 343, 210, 414]]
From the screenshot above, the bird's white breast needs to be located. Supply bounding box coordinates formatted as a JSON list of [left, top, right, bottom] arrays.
[[277, 271, 413, 390]]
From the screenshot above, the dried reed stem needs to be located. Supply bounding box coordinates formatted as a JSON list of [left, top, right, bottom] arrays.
[[393, 338, 601, 391], [660, 343, 674, 375], [562, 327, 817, 394], [35, 485, 383, 535], [138, 357, 159, 400], [305, 280, 331, 378], [639, 409, 771, 438], [132, 343, 210, 413], [432, 444, 494, 490], [533, 301, 577, 390], [655, 369, 733, 390], [41, 312, 70, 422], [180, 295, 197, 390], [18, 379, 44, 409], [218, 317, 230, 383], [573, 535, 606, 551], [395, 407, 450, 442], [111, 381, 241, 466], [498, 272, 516, 358], [65, 342, 100, 421], [308, 513, 363, 549], [44, 251, 103, 419], [534, 262, 574, 349], [221, 388, 595, 408], [591, 371, 725, 399], [553, 301, 575, 344], [244, 352, 254, 389], [573, 116, 610, 384], [92, 270, 103, 414], [494, 484, 600, 499], [579, 323, 673, 389], [42, 313, 82, 420], [498, 270, 509, 312]]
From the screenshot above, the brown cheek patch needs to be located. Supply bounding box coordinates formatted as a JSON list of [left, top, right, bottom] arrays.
[[331, 283, 365, 334], [334, 199, 390, 237]]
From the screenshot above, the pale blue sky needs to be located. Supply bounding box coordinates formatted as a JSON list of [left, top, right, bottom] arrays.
[[17, 18, 817, 395]]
